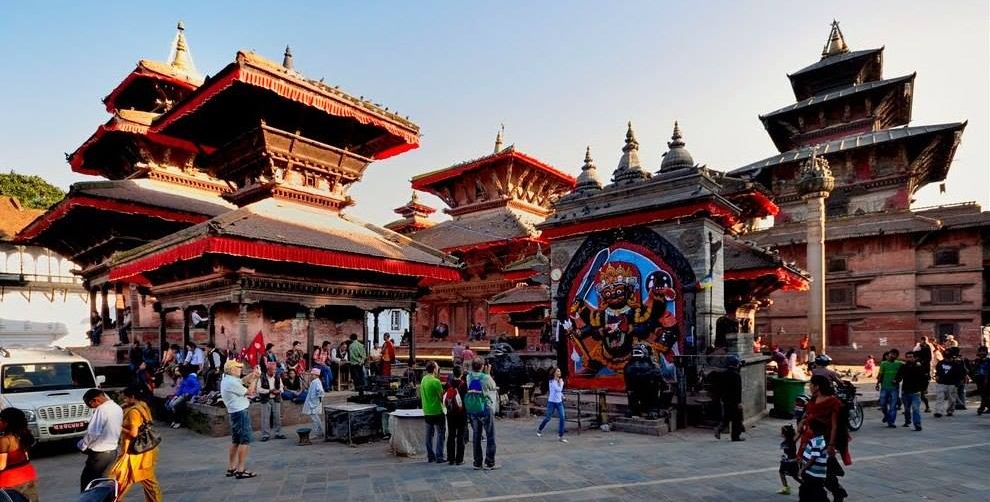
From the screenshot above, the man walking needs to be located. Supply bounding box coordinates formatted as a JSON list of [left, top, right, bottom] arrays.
[[347, 333, 367, 391], [258, 362, 285, 441], [897, 351, 927, 431], [714, 355, 745, 441], [465, 357, 498, 470], [445, 366, 468, 465], [78, 389, 123, 492], [914, 337, 934, 412], [220, 359, 260, 479], [972, 346, 990, 415], [419, 361, 446, 463], [875, 349, 903, 427], [933, 347, 965, 418]]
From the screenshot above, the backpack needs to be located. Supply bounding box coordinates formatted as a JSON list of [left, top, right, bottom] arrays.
[[464, 373, 488, 416], [443, 381, 463, 414]]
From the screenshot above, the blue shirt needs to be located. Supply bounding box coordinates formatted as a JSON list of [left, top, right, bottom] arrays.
[[547, 378, 564, 403], [176, 373, 201, 398]]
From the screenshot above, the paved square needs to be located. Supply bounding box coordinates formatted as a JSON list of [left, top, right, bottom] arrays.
[[33, 400, 990, 501]]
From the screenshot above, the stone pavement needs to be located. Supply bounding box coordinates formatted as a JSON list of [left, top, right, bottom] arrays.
[[33, 398, 990, 501]]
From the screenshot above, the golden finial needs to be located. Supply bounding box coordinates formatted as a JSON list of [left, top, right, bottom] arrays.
[[168, 20, 199, 79], [821, 20, 850, 59], [282, 46, 294, 70]]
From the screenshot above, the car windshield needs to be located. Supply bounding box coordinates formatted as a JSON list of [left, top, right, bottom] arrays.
[[2, 362, 96, 394]]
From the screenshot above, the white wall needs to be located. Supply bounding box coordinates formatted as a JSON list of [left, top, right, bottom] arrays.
[[364, 309, 409, 347]]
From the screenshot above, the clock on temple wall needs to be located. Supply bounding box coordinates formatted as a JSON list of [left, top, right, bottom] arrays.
[[550, 268, 562, 281]]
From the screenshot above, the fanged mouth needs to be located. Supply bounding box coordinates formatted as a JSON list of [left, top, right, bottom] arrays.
[[605, 331, 626, 351]]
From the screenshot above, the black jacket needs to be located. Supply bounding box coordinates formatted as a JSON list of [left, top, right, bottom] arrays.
[[934, 360, 966, 386], [719, 370, 742, 405], [897, 362, 928, 394]]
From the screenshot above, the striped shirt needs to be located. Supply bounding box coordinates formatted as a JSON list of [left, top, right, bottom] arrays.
[[801, 435, 828, 478]]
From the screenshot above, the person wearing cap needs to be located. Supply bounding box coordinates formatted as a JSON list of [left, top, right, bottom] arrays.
[[220, 359, 260, 479], [302, 368, 326, 441], [714, 355, 745, 441]]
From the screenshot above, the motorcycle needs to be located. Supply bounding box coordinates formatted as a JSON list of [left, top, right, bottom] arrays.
[[793, 380, 863, 431]]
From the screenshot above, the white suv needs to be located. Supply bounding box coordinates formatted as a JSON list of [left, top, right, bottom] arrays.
[[0, 347, 106, 442]]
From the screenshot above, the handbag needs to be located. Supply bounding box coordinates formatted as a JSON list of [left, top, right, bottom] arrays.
[[129, 410, 162, 454]]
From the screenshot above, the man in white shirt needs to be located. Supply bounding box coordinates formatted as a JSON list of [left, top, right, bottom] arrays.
[[183, 341, 205, 368], [220, 359, 260, 479], [78, 388, 123, 492]]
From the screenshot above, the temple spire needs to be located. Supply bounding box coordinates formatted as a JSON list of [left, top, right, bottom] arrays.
[[168, 21, 200, 79], [821, 20, 850, 59], [612, 121, 649, 183], [659, 121, 696, 172], [282, 45, 294, 70], [494, 124, 505, 153], [574, 146, 603, 192]]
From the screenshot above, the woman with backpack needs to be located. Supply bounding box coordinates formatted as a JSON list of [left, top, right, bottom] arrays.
[[110, 385, 163, 501], [537, 367, 567, 442], [444, 366, 468, 465]]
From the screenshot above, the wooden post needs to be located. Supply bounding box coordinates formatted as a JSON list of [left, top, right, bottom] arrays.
[[207, 304, 216, 345], [238, 302, 249, 350], [100, 285, 111, 329], [306, 307, 316, 368], [158, 306, 167, 352], [408, 307, 417, 368], [373, 310, 381, 346], [182, 307, 191, 348], [89, 287, 97, 319]]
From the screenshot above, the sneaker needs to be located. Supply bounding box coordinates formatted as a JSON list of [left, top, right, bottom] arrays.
[[261, 436, 270, 442], [946, 412, 954, 417], [436, 458, 446, 464], [886, 424, 897, 428], [536, 431, 542, 437], [731, 437, 746, 442], [559, 437, 568, 443], [473, 465, 483, 470], [934, 413, 943, 418], [901, 423, 910, 428], [274, 434, 286, 440], [777, 486, 791, 495], [485, 464, 500, 470], [914, 426, 922, 431]]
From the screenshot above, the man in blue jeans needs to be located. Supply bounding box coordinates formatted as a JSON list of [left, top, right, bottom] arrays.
[[876, 348, 903, 427], [419, 361, 446, 463], [897, 351, 927, 431]]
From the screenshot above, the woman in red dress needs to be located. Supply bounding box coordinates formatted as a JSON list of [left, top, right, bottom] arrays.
[[799, 375, 851, 501], [0, 408, 38, 501]]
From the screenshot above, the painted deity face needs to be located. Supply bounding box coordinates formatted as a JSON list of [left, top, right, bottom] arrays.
[[600, 283, 632, 310]]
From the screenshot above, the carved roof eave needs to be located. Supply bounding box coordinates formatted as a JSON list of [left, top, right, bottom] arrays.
[[102, 59, 203, 113], [411, 148, 576, 197]]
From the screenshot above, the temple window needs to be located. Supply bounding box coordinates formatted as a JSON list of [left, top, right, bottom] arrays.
[[827, 323, 849, 346], [391, 310, 402, 331], [827, 284, 855, 308], [930, 286, 962, 305], [933, 247, 960, 266], [826, 257, 848, 273]]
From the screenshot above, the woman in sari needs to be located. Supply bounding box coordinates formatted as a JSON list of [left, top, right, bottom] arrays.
[[110, 385, 163, 501], [0, 408, 38, 501], [798, 375, 850, 502]]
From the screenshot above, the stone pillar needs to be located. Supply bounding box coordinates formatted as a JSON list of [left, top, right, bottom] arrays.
[[89, 287, 97, 319], [238, 302, 249, 351], [114, 283, 125, 330], [408, 307, 417, 367], [182, 306, 191, 347], [805, 195, 827, 353], [797, 149, 834, 355]]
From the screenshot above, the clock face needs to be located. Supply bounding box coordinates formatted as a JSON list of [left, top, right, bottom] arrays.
[[550, 268, 563, 281]]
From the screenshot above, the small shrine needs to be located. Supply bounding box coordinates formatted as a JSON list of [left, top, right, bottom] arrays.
[[540, 122, 807, 422]]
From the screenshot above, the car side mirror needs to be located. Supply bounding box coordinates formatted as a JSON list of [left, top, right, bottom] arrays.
[[96, 375, 106, 386]]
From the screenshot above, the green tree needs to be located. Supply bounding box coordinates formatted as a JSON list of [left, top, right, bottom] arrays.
[[0, 171, 65, 209]]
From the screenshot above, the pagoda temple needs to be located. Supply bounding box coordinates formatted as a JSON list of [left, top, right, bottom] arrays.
[[18, 24, 459, 357], [403, 130, 576, 347], [732, 22, 990, 360], [540, 121, 806, 421]]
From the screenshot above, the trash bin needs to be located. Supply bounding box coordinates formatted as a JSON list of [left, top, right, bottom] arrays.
[[770, 377, 807, 419]]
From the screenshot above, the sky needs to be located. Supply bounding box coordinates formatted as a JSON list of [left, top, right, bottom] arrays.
[[1, 1, 987, 226]]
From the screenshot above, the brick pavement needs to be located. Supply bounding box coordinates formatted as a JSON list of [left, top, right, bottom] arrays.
[[32, 398, 990, 501]]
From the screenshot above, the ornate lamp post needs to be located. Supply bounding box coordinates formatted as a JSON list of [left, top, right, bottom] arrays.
[[797, 147, 835, 354]]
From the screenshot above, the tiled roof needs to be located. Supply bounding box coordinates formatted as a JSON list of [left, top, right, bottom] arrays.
[[747, 210, 943, 246], [762, 74, 915, 119], [731, 123, 966, 176], [409, 207, 543, 251], [489, 284, 549, 305], [0, 197, 44, 241], [789, 48, 882, 77], [113, 199, 455, 268], [71, 180, 233, 217]]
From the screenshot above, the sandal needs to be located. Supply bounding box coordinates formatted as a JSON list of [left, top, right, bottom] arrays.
[[225, 469, 236, 477], [235, 471, 258, 479]]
